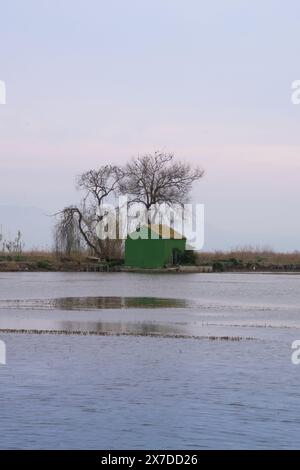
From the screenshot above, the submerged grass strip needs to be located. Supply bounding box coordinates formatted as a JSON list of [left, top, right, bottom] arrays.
[[0, 328, 255, 341]]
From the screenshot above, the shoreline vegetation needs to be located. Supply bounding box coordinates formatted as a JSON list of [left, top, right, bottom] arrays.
[[1, 249, 300, 273], [2, 155, 298, 274]]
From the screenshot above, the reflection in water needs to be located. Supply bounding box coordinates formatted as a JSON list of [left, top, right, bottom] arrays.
[[0, 296, 191, 311], [0, 295, 253, 340], [59, 320, 181, 336]]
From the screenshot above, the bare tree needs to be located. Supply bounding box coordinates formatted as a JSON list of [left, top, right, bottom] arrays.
[[53, 210, 83, 256], [54, 152, 204, 257], [119, 151, 204, 210], [54, 165, 124, 259]]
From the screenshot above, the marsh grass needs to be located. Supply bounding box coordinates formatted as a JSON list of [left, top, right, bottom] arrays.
[[0, 247, 300, 271], [197, 247, 300, 269]]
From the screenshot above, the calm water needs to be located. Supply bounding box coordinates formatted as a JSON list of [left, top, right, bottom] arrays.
[[0, 272, 300, 449]]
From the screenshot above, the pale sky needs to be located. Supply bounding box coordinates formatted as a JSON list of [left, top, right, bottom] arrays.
[[0, 0, 300, 250]]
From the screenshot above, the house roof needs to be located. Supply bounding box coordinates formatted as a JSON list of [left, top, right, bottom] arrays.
[[128, 224, 186, 240]]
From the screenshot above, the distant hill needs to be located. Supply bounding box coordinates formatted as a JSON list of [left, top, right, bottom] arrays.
[[0, 205, 54, 251]]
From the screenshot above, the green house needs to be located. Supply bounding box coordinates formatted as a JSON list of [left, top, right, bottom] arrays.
[[125, 224, 186, 269]]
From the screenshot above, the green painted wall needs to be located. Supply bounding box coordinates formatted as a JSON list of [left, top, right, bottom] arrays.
[[125, 235, 186, 268]]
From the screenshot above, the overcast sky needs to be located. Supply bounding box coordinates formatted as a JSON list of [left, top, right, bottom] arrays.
[[0, 0, 300, 250]]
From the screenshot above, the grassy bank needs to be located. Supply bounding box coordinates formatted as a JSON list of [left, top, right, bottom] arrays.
[[196, 249, 300, 272], [0, 251, 88, 272], [0, 249, 300, 272]]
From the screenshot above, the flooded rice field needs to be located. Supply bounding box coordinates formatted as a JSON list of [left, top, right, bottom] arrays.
[[0, 272, 300, 449]]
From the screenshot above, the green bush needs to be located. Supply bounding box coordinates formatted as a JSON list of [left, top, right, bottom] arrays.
[[181, 250, 196, 265], [37, 260, 50, 270], [228, 257, 242, 266], [14, 254, 25, 262], [213, 261, 224, 272], [108, 259, 124, 267]]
